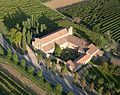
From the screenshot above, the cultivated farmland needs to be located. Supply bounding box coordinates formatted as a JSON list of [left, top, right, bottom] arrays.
[[0, 71, 30, 95], [0, 0, 65, 24], [60, 0, 120, 43]]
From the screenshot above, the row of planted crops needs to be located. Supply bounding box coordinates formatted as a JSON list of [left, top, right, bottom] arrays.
[[0, 0, 65, 21], [0, 71, 30, 95], [60, 0, 120, 43]]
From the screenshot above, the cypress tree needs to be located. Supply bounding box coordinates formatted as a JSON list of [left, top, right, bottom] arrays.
[[40, 24, 46, 32], [54, 43, 62, 57], [21, 27, 27, 52], [26, 30, 31, 45], [36, 21, 39, 34]]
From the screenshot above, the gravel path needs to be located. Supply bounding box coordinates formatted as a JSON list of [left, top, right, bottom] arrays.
[[44, 0, 85, 9]]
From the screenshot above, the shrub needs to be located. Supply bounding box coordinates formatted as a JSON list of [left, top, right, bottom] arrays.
[[27, 66, 34, 74], [12, 53, 19, 63]]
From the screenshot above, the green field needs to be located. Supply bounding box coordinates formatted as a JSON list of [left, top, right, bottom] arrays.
[[60, 0, 120, 43], [0, 0, 64, 20], [0, 71, 30, 95], [0, 0, 65, 32]]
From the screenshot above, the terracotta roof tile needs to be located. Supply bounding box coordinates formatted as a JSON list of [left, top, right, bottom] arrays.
[[42, 37, 68, 52], [87, 44, 99, 55], [37, 28, 68, 44], [67, 35, 88, 47], [76, 54, 90, 64], [66, 60, 75, 69]]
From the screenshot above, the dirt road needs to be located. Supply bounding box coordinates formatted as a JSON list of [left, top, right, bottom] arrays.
[[44, 0, 84, 9]]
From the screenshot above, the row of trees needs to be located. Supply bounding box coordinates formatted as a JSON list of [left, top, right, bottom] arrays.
[[5, 47, 74, 95], [7, 15, 47, 53], [83, 62, 120, 95]]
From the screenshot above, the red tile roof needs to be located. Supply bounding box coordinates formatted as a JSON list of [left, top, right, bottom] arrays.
[[87, 44, 99, 55], [66, 60, 76, 69], [76, 54, 90, 64]]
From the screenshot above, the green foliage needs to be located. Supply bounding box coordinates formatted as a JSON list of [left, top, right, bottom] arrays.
[[36, 70, 42, 78], [54, 84, 62, 94], [74, 72, 79, 83], [14, 31, 22, 46], [7, 48, 12, 60], [26, 30, 32, 45], [54, 43, 62, 57], [45, 58, 51, 69], [0, 0, 65, 24], [61, 0, 120, 44], [27, 66, 34, 74], [20, 59, 26, 67], [0, 71, 30, 95], [12, 53, 18, 63], [51, 62, 56, 72], [97, 86, 104, 94], [61, 65, 67, 75], [98, 78, 104, 85], [0, 45, 5, 55], [67, 91, 74, 95], [86, 63, 120, 94], [37, 52, 43, 61], [40, 24, 47, 32], [21, 27, 27, 52]]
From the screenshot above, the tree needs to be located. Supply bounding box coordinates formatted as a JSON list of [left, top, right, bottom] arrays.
[[72, 17, 81, 24], [114, 67, 120, 77], [98, 78, 104, 85], [40, 24, 46, 32], [0, 45, 5, 55], [106, 82, 114, 90], [101, 62, 110, 73], [97, 86, 104, 94], [12, 53, 18, 63], [15, 23, 20, 31], [90, 82, 94, 91], [37, 52, 43, 61], [21, 27, 27, 52], [54, 84, 62, 94], [31, 15, 34, 27], [27, 66, 34, 74], [74, 72, 79, 83], [20, 59, 26, 68], [53, 43, 62, 57], [36, 70, 42, 78], [9, 28, 17, 38], [61, 65, 67, 76], [14, 32, 22, 47], [26, 30, 32, 45], [26, 18, 31, 29], [67, 91, 74, 95], [51, 62, 56, 72], [7, 48, 12, 60], [92, 23, 101, 33], [45, 58, 51, 69], [36, 21, 39, 34], [45, 81, 51, 90], [81, 77, 86, 89], [105, 91, 111, 95]]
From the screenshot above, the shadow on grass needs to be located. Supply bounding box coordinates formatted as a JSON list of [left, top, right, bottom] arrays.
[[3, 7, 30, 29]]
